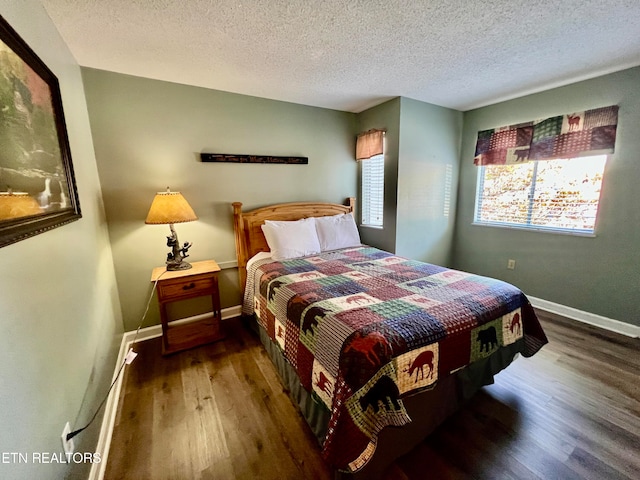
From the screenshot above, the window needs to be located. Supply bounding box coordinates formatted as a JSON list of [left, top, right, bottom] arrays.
[[361, 153, 384, 227], [474, 155, 607, 235]]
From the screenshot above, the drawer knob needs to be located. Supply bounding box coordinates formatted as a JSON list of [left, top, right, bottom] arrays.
[[182, 282, 196, 290]]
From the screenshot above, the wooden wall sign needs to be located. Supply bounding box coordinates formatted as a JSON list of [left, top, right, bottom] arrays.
[[200, 153, 308, 165]]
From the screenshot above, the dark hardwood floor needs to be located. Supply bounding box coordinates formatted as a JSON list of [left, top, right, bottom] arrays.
[[104, 311, 640, 479]]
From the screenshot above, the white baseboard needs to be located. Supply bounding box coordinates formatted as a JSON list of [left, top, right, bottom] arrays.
[[88, 305, 243, 480], [87, 321, 132, 480], [120, 305, 243, 345], [528, 296, 640, 338]]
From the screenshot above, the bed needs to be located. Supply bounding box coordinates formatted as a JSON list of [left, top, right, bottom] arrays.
[[232, 198, 547, 478]]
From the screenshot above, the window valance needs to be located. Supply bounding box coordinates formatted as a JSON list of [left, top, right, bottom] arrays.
[[474, 105, 619, 166], [356, 129, 385, 161]]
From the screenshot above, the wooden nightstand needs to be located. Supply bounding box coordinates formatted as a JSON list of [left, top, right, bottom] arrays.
[[151, 260, 225, 355]]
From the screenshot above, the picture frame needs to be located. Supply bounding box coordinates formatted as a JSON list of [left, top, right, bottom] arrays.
[[0, 14, 81, 248]]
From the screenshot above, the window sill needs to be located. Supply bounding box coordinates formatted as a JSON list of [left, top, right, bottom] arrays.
[[472, 222, 596, 238]]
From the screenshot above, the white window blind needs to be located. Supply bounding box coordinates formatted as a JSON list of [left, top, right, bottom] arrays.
[[361, 153, 384, 227], [475, 155, 607, 235]]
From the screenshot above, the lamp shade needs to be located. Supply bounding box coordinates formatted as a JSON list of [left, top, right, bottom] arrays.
[[145, 190, 198, 225], [0, 192, 43, 220]]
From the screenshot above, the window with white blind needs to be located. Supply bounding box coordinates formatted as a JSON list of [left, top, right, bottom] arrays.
[[474, 155, 607, 235], [361, 153, 384, 227]]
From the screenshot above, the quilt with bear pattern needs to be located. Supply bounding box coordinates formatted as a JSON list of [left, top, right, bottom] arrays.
[[242, 246, 547, 472]]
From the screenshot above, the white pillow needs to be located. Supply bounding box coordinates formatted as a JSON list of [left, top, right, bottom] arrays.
[[261, 217, 321, 260], [314, 213, 361, 251]]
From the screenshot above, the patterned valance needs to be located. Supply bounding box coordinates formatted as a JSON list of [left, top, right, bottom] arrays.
[[356, 129, 385, 161], [474, 105, 619, 166]]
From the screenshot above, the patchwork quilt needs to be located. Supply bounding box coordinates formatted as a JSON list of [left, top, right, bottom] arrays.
[[243, 246, 547, 471]]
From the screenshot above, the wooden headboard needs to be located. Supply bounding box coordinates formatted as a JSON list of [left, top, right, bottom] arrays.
[[232, 198, 356, 293]]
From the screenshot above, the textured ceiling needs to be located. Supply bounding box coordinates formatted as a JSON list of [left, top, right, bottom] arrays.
[[41, 0, 640, 113]]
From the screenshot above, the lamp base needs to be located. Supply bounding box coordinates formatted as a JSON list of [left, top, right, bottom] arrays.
[[166, 261, 192, 271], [164, 223, 193, 271]]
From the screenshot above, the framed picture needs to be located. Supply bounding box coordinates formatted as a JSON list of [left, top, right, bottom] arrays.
[[0, 15, 81, 248]]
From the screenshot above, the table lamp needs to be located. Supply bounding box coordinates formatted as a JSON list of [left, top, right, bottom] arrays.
[[145, 187, 198, 271]]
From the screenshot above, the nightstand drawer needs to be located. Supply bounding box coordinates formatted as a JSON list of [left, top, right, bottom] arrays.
[[157, 276, 215, 301]]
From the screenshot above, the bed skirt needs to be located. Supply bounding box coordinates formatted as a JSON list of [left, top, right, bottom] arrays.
[[250, 315, 522, 479]]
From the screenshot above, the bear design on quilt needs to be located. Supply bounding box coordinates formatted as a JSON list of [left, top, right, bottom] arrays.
[[358, 375, 401, 414], [477, 326, 498, 353]]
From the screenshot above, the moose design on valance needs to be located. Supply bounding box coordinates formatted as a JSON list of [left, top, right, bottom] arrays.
[[474, 105, 619, 166]]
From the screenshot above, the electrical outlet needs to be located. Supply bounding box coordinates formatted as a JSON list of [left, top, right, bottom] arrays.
[[507, 259, 516, 270], [61, 422, 74, 455]]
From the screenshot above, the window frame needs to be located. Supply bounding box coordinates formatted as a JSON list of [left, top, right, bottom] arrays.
[[473, 155, 608, 237]]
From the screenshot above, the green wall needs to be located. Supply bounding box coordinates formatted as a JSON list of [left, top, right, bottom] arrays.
[[355, 97, 462, 266], [396, 97, 462, 265], [453, 67, 640, 326], [0, 2, 123, 479], [81, 69, 358, 331], [81, 72, 464, 333]]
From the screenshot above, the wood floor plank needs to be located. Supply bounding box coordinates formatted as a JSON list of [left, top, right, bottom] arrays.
[[104, 311, 640, 480]]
